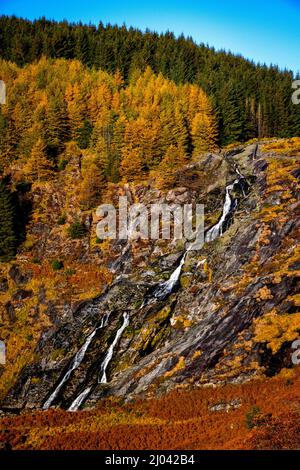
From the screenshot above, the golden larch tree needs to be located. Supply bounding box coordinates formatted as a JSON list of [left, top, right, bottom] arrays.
[[155, 144, 187, 189], [120, 146, 144, 182], [25, 138, 54, 183]]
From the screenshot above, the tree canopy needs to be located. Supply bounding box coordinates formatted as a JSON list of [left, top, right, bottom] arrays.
[[0, 15, 299, 145]]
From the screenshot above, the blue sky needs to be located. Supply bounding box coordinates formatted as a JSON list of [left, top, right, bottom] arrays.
[[1, 0, 299, 74]]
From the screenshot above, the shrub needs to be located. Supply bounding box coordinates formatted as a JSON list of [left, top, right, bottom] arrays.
[[245, 405, 261, 429], [67, 221, 87, 239], [57, 214, 66, 225], [51, 260, 64, 271], [250, 411, 300, 450]]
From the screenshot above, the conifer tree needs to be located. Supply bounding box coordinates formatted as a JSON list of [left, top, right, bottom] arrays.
[[191, 112, 218, 155], [120, 146, 144, 182], [0, 16, 298, 144], [65, 82, 85, 140], [220, 84, 245, 145], [0, 180, 16, 262], [155, 144, 187, 188], [45, 92, 69, 158], [79, 162, 105, 209], [25, 138, 54, 182], [77, 118, 93, 149]]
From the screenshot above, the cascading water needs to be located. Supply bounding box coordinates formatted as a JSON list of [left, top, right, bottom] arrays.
[[205, 179, 238, 242], [43, 313, 110, 410], [144, 168, 246, 306], [44, 164, 247, 412], [67, 312, 130, 411], [68, 386, 92, 412], [99, 312, 130, 384], [149, 253, 187, 302]]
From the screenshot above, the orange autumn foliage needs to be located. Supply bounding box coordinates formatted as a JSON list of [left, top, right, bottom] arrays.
[[1, 367, 300, 450]]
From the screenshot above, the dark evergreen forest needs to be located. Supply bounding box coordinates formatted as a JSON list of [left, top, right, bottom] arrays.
[[0, 15, 299, 145]]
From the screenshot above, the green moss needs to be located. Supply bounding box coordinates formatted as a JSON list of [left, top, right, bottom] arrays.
[[150, 326, 167, 348], [206, 210, 222, 226], [22, 235, 36, 251], [151, 305, 171, 324]]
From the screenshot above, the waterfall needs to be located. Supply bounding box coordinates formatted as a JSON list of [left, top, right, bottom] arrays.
[[144, 169, 246, 306], [99, 312, 130, 384], [68, 312, 129, 410], [149, 253, 187, 303], [205, 165, 247, 243], [43, 164, 247, 412], [43, 313, 110, 410], [205, 179, 238, 243], [68, 386, 92, 412], [233, 165, 248, 196]]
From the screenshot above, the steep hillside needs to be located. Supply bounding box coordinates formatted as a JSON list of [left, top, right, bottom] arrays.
[[1, 142, 299, 416]]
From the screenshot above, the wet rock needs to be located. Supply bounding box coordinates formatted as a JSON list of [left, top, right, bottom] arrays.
[[45, 302, 61, 326], [292, 167, 300, 179], [1, 144, 299, 411], [254, 159, 268, 173], [160, 252, 183, 270], [289, 261, 300, 271], [166, 188, 190, 203]]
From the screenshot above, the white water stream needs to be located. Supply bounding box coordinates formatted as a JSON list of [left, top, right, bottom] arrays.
[[146, 171, 244, 304], [45, 167, 246, 411], [205, 179, 238, 242], [68, 386, 92, 411], [43, 313, 110, 410], [99, 312, 130, 384], [67, 312, 130, 410]]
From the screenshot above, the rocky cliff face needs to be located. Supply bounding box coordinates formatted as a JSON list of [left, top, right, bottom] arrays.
[[1, 143, 299, 412]]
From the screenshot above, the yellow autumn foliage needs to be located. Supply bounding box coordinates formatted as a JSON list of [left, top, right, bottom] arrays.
[[254, 310, 300, 353], [164, 356, 186, 378]]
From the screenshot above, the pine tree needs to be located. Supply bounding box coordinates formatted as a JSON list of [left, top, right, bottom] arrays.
[[108, 117, 126, 183], [0, 16, 298, 144], [220, 84, 246, 145], [77, 118, 93, 149], [45, 92, 69, 159], [0, 180, 16, 262]]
